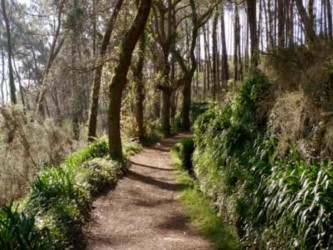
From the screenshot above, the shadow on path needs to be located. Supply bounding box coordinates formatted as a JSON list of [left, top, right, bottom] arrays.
[[126, 169, 186, 191], [129, 161, 174, 172]]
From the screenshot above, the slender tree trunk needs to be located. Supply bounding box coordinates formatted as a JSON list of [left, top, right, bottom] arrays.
[[268, 0, 275, 48], [13, 58, 25, 108], [153, 92, 161, 119], [238, 26, 243, 81], [247, 0, 259, 69], [88, 0, 124, 141], [92, 0, 97, 56], [234, 3, 239, 83], [212, 8, 218, 100], [258, 0, 263, 50], [108, 0, 152, 161], [203, 24, 211, 92], [278, 0, 285, 48], [1, 49, 5, 104], [36, 0, 65, 115], [295, 0, 317, 44], [133, 31, 146, 142], [323, 0, 327, 38], [263, 0, 270, 48], [308, 0, 315, 26], [196, 36, 200, 98], [203, 28, 207, 97], [245, 22, 250, 72], [1, 0, 16, 104], [161, 51, 172, 135], [286, 0, 294, 46], [327, 0, 332, 39], [170, 54, 177, 125], [220, 4, 229, 88], [161, 89, 171, 135]]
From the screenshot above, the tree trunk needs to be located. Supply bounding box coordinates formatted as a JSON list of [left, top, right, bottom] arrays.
[[133, 31, 146, 142], [220, 3, 229, 87], [182, 76, 191, 130], [326, 0, 333, 40], [108, 0, 152, 161], [308, 0, 315, 26], [36, 0, 65, 116], [267, 0, 275, 48], [203, 24, 211, 92], [71, 0, 81, 140], [1, 0, 16, 104], [88, 0, 124, 141], [234, 3, 239, 83], [1, 49, 5, 104], [212, 8, 218, 100], [13, 58, 25, 108], [278, 0, 285, 48], [162, 89, 172, 136], [286, 0, 294, 46], [295, 0, 316, 44], [247, 0, 259, 69]]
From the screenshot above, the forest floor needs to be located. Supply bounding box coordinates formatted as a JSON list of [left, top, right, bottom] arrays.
[[82, 134, 213, 250]]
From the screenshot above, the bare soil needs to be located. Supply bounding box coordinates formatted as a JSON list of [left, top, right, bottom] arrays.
[[82, 134, 213, 250]]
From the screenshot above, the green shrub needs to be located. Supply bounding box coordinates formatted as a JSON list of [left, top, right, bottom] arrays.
[[261, 159, 333, 249], [64, 136, 108, 167], [174, 102, 211, 132], [191, 102, 211, 123], [193, 73, 333, 249], [142, 121, 163, 145], [0, 204, 53, 249], [80, 158, 122, 194], [0, 137, 116, 249], [172, 138, 194, 173], [172, 146, 241, 250], [123, 138, 142, 159]]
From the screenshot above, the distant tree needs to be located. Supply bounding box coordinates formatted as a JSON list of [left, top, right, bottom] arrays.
[[220, 3, 229, 87], [133, 30, 146, 142], [152, 0, 176, 135], [247, 0, 258, 69], [295, 0, 317, 44], [88, 0, 124, 141], [1, 0, 16, 104], [234, 2, 240, 82], [172, 0, 216, 130]]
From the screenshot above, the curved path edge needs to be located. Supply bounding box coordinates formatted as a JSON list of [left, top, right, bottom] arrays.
[[82, 134, 213, 250]]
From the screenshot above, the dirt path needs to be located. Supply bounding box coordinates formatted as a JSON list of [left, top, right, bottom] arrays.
[[82, 134, 213, 250]]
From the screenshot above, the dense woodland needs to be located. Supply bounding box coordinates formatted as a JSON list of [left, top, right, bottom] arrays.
[[1, 0, 333, 249]]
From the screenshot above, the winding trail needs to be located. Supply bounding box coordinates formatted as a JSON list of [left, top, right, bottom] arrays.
[[82, 134, 212, 250]]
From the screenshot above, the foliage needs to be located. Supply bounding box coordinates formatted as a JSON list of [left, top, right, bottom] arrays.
[[141, 121, 163, 146], [261, 159, 333, 249], [123, 137, 142, 159], [171, 146, 241, 250], [0, 135, 139, 249], [0, 204, 53, 250], [81, 158, 122, 195], [0, 106, 81, 207], [192, 73, 333, 249], [172, 137, 194, 173], [175, 102, 211, 131]]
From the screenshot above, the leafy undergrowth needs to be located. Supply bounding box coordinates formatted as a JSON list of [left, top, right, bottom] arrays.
[[171, 139, 241, 250], [0, 137, 141, 249], [193, 73, 333, 249]]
